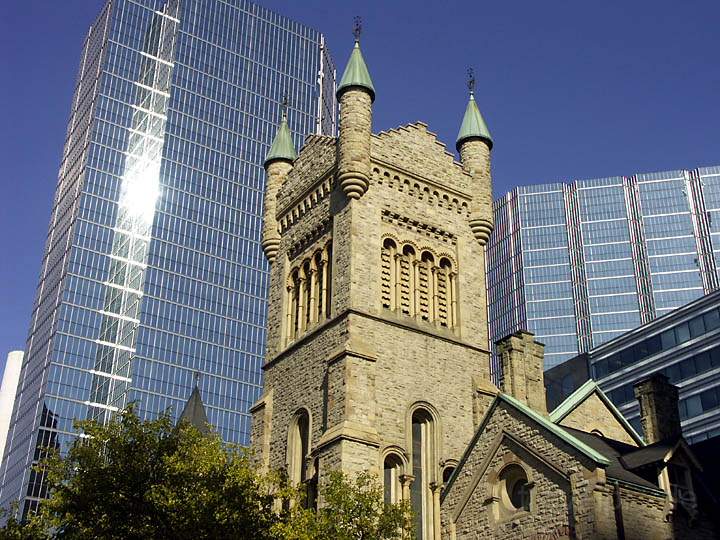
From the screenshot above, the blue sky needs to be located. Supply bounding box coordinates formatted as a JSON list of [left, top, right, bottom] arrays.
[[0, 0, 718, 374]]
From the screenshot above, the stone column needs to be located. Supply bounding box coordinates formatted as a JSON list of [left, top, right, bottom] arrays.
[[430, 481, 442, 540], [262, 160, 292, 262], [412, 259, 420, 319], [400, 474, 415, 503], [458, 138, 493, 246], [337, 88, 372, 199], [449, 271, 458, 328], [285, 283, 294, 344]]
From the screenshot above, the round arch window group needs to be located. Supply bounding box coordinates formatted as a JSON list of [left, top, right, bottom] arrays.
[[381, 238, 457, 328], [286, 241, 332, 344]]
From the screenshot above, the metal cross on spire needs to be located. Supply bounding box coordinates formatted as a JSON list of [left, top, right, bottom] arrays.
[[194, 370, 201, 388], [281, 94, 289, 119], [467, 68, 476, 96], [353, 16, 362, 42]]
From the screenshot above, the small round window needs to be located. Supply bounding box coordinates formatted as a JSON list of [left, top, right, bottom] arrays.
[[499, 464, 531, 512]]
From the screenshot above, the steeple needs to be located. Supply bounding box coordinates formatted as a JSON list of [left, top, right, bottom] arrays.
[[262, 102, 296, 263], [336, 17, 375, 102], [336, 17, 374, 200], [264, 104, 297, 167], [457, 69, 494, 246], [179, 379, 210, 435], [456, 72, 492, 151]]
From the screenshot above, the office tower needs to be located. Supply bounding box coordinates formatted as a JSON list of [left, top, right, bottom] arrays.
[[488, 166, 720, 372], [0, 352, 23, 464], [0, 0, 336, 516], [545, 290, 720, 444]]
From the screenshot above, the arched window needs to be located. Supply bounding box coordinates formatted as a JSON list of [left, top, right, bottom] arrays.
[[437, 258, 454, 327], [399, 245, 416, 315], [442, 465, 456, 485], [285, 241, 333, 345], [410, 409, 436, 540], [314, 251, 325, 322], [323, 242, 332, 319], [288, 410, 310, 487], [379, 240, 458, 330], [381, 239, 397, 310], [287, 269, 300, 341], [418, 252, 434, 321], [383, 453, 404, 504], [301, 261, 311, 333]]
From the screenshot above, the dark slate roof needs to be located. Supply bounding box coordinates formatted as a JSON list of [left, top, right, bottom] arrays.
[[179, 386, 210, 434], [620, 437, 682, 470], [563, 427, 663, 492]]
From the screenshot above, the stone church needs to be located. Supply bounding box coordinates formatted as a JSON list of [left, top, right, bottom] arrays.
[[249, 35, 718, 539]]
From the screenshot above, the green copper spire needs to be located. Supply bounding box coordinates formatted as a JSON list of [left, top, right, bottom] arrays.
[[456, 70, 492, 150], [337, 27, 375, 102], [264, 106, 297, 167], [456, 93, 493, 151]]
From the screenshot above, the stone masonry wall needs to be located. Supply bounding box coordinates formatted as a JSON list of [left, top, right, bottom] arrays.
[[254, 94, 496, 531], [441, 402, 613, 539], [557, 393, 638, 446], [617, 485, 669, 540], [453, 439, 572, 539], [372, 123, 472, 194]]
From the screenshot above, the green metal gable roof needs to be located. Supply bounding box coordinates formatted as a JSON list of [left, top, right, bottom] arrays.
[[549, 380, 645, 446], [264, 114, 297, 167], [499, 393, 611, 465], [442, 391, 610, 503], [456, 94, 493, 151], [337, 41, 375, 102]]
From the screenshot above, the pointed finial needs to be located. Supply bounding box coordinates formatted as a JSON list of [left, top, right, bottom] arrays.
[[353, 16, 362, 42], [467, 68, 476, 96], [194, 371, 201, 388], [281, 94, 289, 120]]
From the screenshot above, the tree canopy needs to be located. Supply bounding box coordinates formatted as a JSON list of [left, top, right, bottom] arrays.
[[0, 407, 411, 540]]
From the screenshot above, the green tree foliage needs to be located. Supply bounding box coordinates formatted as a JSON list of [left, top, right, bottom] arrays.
[[0, 504, 46, 540], [0, 407, 411, 540], [2, 406, 277, 540], [274, 471, 413, 540]]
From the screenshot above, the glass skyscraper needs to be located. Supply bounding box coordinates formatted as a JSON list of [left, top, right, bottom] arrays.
[[488, 166, 720, 373], [0, 0, 335, 516]]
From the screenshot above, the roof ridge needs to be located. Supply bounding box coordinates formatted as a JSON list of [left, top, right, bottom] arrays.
[[500, 393, 611, 465], [549, 380, 644, 446]]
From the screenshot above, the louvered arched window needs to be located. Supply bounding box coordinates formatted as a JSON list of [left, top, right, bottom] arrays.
[[380, 239, 457, 329], [286, 241, 332, 345]]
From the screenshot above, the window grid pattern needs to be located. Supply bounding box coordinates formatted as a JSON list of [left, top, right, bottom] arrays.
[[488, 168, 720, 373], [0, 0, 336, 516]]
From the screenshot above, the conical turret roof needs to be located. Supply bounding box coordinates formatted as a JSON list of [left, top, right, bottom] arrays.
[[456, 93, 493, 151], [337, 40, 375, 102], [264, 111, 297, 167], [179, 385, 210, 434]]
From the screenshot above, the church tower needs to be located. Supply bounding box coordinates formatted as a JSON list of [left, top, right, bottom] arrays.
[[250, 34, 496, 539]]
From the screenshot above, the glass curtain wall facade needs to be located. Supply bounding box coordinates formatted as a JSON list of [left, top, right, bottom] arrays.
[[0, 0, 336, 516], [591, 290, 720, 444], [488, 166, 720, 375]]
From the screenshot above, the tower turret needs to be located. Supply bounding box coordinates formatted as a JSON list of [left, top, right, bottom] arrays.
[[456, 72, 494, 246], [262, 105, 296, 263], [336, 22, 375, 199]]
